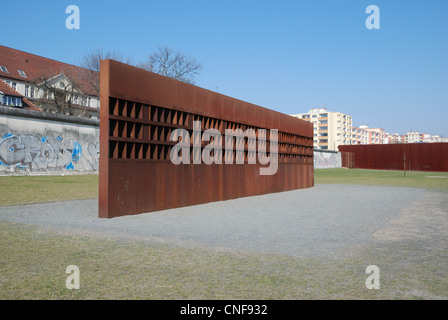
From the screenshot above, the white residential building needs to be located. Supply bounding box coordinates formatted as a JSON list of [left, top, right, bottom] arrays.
[[291, 107, 352, 151]]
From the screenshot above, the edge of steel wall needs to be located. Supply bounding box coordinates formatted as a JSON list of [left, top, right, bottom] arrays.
[[339, 143, 448, 172]]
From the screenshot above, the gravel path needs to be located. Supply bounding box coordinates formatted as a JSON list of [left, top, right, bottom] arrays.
[[0, 184, 430, 258]]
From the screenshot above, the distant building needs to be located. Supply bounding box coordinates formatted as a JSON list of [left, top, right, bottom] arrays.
[[0, 45, 99, 118], [351, 126, 369, 145], [291, 106, 352, 151], [424, 134, 448, 143], [385, 133, 405, 144], [352, 125, 385, 145], [405, 131, 423, 143], [384, 131, 448, 144], [0, 79, 40, 110]]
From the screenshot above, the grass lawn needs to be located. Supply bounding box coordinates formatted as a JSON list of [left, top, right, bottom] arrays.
[[1, 169, 447, 300], [315, 168, 448, 192], [0, 174, 98, 207], [1, 221, 446, 300]]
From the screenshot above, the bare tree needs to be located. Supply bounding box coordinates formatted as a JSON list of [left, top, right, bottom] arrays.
[[32, 71, 88, 117], [80, 48, 131, 95], [138, 47, 202, 84]]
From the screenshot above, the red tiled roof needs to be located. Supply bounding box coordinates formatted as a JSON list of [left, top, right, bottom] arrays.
[[0, 79, 41, 111], [0, 45, 98, 97], [0, 79, 20, 96]]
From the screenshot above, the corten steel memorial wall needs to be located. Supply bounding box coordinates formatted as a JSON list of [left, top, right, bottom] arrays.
[[99, 60, 314, 218], [339, 143, 448, 172]]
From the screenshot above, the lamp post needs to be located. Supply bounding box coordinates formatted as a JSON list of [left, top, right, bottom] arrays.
[[403, 153, 406, 177]]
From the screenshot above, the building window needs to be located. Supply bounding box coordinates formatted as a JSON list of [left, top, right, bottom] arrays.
[[2, 95, 22, 107], [0, 66, 8, 73], [87, 97, 91, 107], [11, 82, 17, 90], [30, 86, 34, 98], [18, 70, 27, 77], [25, 85, 29, 97]]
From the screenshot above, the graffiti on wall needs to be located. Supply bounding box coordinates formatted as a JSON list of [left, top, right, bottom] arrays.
[[0, 133, 99, 172], [86, 141, 100, 169], [314, 151, 342, 169]]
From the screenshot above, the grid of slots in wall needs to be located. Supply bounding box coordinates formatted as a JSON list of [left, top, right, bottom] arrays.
[[108, 97, 313, 163]]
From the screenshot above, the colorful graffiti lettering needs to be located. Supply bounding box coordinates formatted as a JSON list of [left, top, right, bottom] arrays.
[[0, 133, 96, 171]]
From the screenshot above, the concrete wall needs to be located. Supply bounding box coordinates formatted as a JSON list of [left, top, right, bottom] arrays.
[[0, 106, 99, 175], [314, 149, 341, 169]]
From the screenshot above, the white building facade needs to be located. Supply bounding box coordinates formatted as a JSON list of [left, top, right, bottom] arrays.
[[291, 107, 352, 151]]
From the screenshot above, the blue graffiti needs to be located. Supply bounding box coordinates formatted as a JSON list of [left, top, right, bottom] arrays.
[[72, 142, 82, 162], [2, 133, 13, 142], [16, 163, 28, 169], [66, 162, 74, 170], [0, 133, 82, 171]]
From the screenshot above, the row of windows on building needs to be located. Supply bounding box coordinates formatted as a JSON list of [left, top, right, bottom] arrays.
[[1, 95, 23, 107], [3, 80, 92, 107]]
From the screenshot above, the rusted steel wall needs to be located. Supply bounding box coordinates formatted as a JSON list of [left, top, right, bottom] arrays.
[[99, 60, 314, 218], [340, 151, 355, 169], [339, 143, 448, 172]]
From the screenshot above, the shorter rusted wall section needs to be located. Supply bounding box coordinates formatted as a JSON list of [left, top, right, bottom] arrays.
[[339, 143, 448, 172], [99, 60, 314, 218]]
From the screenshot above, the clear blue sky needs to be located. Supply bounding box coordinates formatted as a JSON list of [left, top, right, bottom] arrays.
[[2, 0, 447, 136]]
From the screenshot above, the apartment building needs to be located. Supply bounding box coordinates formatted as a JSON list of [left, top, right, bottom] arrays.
[[0, 45, 99, 118], [405, 131, 423, 143], [424, 135, 448, 143], [352, 125, 385, 145], [385, 131, 448, 144], [291, 107, 352, 151], [352, 126, 370, 145], [385, 133, 405, 144]]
